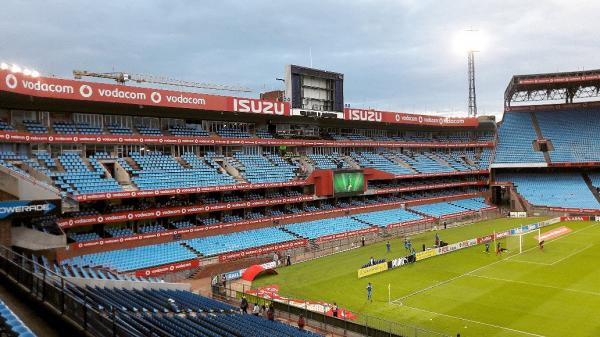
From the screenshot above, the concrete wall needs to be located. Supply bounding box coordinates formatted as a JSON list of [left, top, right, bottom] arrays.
[[12, 226, 66, 250]]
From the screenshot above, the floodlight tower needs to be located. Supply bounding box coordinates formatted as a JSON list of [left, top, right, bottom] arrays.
[[466, 28, 479, 117]]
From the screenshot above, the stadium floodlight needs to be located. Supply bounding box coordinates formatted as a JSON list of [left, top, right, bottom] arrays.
[[31, 70, 40, 78], [10, 64, 21, 73], [23, 69, 31, 76], [453, 29, 485, 53], [0, 62, 8, 70]]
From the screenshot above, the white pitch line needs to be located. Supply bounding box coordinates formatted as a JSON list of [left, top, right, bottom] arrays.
[[392, 302, 546, 337], [468, 274, 600, 297]]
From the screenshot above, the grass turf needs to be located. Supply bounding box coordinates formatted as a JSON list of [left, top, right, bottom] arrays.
[[253, 217, 600, 337]]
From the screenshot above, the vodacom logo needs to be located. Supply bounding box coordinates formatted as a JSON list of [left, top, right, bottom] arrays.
[[79, 84, 93, 98], [151, 92, 162, 103], [5, 74, 17, 89]]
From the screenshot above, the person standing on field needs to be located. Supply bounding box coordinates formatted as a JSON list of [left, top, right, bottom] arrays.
[[386, 241, 391, 253], [367, 282, 373, 302]]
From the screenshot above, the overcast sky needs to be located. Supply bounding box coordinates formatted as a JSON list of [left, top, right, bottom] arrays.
[[2, 0, 600, 119]]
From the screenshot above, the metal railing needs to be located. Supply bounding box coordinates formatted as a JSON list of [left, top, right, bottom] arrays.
[[0, 245, 141, 337], [213, 282, 451, 337]]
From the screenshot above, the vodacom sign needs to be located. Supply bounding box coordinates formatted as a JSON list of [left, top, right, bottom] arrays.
[[343, 108, 479, 127], [0, 70, 289, 116]]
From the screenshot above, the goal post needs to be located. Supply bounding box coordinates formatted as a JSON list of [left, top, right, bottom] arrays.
[[506, 227, 541, 254]]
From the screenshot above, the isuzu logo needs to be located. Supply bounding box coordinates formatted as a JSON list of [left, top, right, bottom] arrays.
[[233, 98, 286, 115]]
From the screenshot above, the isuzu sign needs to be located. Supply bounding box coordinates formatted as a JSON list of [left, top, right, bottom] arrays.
[[0, 69, 289, 116], [344, 108, 479, 127], [231, 98, 290, 116], [0, 200, 59, 220]]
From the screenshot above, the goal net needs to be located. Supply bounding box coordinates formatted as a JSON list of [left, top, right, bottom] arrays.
[[504, 227, 541, 254]]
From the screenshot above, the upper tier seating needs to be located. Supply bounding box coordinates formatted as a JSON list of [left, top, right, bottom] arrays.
[[352, 208, 423, 227], [106, 123, 133, 135], [23, 120, 48, 133], [255, 129, 274, 138], [496, 173, 599, 209], [135, 125, 162, 136], [351, 151, 414, 175], [54, 153, 122, 194], [217, 127, 251, 138], [168, 124, 210, 137], [129, 152, 235, 190], [494, 112, 545, 163], [68, 232, 102, 242], [0, 299, 37, 337], [536, 110, 600, 162], [232, 153, 297, 183], [53, 121, 102, 135], [62, 242, 197, 272], [185, 227, 297, 256], [282, 216, 372, 239], [394, 152, 455, 174], [308, 153, 350, 169], [0, 120, 16, 132]]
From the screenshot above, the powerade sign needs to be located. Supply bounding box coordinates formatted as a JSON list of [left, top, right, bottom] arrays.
[[0, 200, 58, 220]]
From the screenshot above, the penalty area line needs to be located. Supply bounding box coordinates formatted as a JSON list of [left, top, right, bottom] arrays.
[[390, 302, 546, 337]]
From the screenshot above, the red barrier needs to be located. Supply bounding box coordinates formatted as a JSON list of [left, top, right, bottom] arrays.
[[0, 130, 494, 149], [57, 195, 314, 228], [218, 240, 308, 262], [559, 216, 590, 221], [134, 259, 200, 277], [344, 108, 480, 127]]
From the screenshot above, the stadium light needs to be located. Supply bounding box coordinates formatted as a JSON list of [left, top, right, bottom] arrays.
[[23, 69, 31, 76], [453, 29, 485, 54], [0, 62, 8, 70], [31, 70, 40, 78], [10, 64, 21, 73]]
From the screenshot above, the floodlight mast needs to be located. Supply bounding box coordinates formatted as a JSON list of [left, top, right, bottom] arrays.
[[72, 70, 252, 93], [465, 28, 479, 118]]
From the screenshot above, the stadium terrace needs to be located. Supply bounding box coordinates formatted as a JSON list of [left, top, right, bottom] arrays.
[[1, 64, 600, 337]]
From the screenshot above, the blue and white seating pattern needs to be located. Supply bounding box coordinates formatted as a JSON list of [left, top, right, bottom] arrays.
[[494, 112, 545, 163], [53, 153, 122, 194], [106, 123, 133, 135], [232, 153, 297, 183], [129, 152, 235, 190], [69, 232, 102, 242], [497, 173, 599, 209], [308, 153, 350, 169], [0, 299, 36, 337], [352, 208, 423, 227], [0, 120, 16, 132], [409, 199, 483, 217], [536, 110, 600, 163], [53, 121, 102, 135], [62, 242, 198, 272], [22, 120, 48, 134], [282, 217, 372, 239], [351, 151, 414, 175], [185, 227, 297, 256], [168, 124, 209, 137]]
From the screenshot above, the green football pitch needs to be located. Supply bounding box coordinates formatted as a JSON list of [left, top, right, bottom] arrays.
[[253, 217, 600, 337]]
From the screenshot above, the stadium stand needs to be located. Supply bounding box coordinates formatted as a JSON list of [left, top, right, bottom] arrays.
[[282, 217, 372, 239], [409, 198, 489, 217], [0, 299, 37, 337], [494, 112, 545, 163], [185, 227, 297, 256], [62, 242, 198, 272], [129, 151, 235, 190], [231, 153, 298, 183], [536, 110, 600, 163], [496, 173, 599, 209], [352, 208, 424, 227], [54, 153, 122, 194]]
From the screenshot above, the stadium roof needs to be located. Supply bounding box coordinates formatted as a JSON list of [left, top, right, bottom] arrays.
[[504, 69, 600, 107]]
